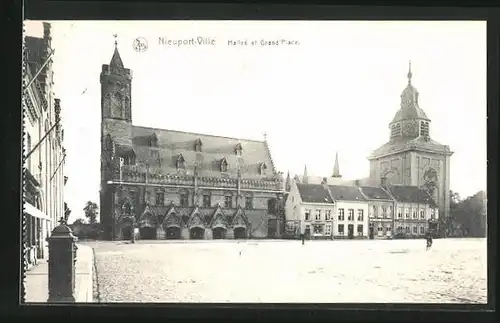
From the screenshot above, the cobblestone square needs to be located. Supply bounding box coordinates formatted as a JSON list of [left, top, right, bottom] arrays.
[[89, 238, 487, 303]]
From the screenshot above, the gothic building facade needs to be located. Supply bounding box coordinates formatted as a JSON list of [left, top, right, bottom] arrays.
[[99, 43, 285, 241]]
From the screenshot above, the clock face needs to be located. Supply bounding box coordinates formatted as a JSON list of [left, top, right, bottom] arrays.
[[403, 122, 417, 136]]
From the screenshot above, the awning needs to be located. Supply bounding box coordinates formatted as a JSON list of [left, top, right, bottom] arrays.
[[24, 202, 50, 220]]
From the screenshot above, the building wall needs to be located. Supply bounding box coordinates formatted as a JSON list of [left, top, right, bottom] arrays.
[[393, 202, 438, 237], [333, 201, 369, 238], [300, 204, 336, 239], [367, 200, 395, 238], [285, 179, 302, 221]]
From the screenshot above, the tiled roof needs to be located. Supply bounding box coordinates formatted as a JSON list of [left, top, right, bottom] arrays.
[[296, 183, 334, 204], [328, 185, 366, 201], [359, 186, 392, 201], [296, 175, 355, 186], [103, 119, 277, 180], [386, 185, 438, 207]]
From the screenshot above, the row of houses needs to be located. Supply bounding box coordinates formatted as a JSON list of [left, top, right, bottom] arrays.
[[23, 23, 67, 268], [284, 169, 439, 240]]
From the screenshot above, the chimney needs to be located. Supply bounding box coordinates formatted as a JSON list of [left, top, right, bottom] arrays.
[[43, 22, 51, 42]]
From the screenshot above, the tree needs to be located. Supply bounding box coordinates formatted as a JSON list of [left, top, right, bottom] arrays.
[[83, 201, 99, 224], [449, 190, 486, 238], [64, 202, 72, 222], [73, 218, 86, 226]]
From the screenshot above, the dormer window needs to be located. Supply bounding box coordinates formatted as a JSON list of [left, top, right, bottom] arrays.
[[259, 162, 267, 175], [148, 134, 159, 159], [148, 133, 158, 147], [194, 138, 203, 152], [176, 154, 186, 170], [220, 158, 228, 172], [234, 143, 243, 156]]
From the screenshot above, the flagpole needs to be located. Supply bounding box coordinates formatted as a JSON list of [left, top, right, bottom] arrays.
[[24, 49, 55, 92]]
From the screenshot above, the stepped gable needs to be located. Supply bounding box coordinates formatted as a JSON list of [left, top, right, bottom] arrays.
[[296, 183, 334, 204], [359, 186, 393, 201], [102, 119, 277, 180], [24, 36, 47, 76], [386, 185, 438, 207], [327, 185, 366, 201]]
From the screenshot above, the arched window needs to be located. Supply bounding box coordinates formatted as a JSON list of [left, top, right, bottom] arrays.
[[259, 162, 267, 175], [124, 97, 131, 120]]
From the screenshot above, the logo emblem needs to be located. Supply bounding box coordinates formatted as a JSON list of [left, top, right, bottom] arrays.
[[132, 37, 148, 52]]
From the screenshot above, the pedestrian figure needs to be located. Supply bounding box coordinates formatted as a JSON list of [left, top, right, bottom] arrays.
[[426, 234, 433, 251], [299, 221, 305, 245]]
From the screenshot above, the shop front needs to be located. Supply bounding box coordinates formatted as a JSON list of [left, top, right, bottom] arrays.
[[24, 202, 50, 270]]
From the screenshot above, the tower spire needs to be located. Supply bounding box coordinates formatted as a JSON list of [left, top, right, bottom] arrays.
[[303, 165, 308, 184], [110, 34, 124, 68], [285, 171, 291, 192], [407, 60, 412, 84], [332, 151, 342, 178]]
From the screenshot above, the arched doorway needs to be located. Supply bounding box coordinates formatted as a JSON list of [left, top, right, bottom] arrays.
[[190, 227, 205, 240], [139, 226, 157, 240], [234, 227, 247, 239], [213, 227, 226, 239], [122, 226, 133, 240], [165, 226, 181, 239]]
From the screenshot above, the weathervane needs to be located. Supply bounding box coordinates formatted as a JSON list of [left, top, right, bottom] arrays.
[[113, 33, 118, 47]]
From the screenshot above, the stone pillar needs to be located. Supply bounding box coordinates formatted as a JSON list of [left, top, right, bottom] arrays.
[[226, 228, 234, 239], [157, 227, 165, 239], [181, 227, 190, 239], [46, 218, 77, 303], [204, 228, 213, 240]]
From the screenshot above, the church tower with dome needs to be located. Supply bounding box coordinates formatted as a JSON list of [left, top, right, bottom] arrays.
[[367, 62, 453, 228]]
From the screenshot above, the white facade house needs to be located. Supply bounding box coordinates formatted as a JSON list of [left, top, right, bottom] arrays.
[[24, 23, 66, 269], [284, 179, 335, 239], [328, 185, 369, 239]]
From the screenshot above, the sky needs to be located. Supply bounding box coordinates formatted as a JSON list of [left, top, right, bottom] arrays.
[[24, 20, 487, 223]]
